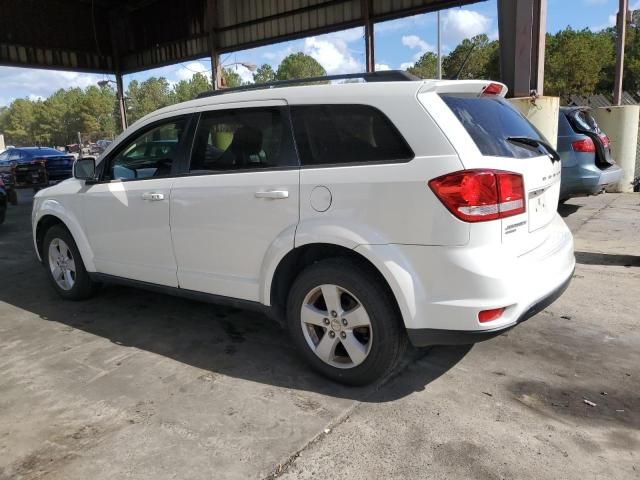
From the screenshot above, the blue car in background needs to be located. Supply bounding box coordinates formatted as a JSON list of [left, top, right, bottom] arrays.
[[0, 147, 75, 184], [557, 107, 623, 202]]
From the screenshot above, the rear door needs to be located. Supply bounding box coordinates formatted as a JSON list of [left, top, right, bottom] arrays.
[[169, 101, 299, 301], [422, 85, 562, 255]]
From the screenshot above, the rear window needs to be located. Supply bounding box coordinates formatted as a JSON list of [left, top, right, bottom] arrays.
[[290, 104, 413, 166], [440, 95, 547, 159], [567, 109, 600, 134]]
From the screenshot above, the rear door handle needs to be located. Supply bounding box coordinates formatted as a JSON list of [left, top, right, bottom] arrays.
[[254, 190, 289, 199], [141, 192, 165, 201]]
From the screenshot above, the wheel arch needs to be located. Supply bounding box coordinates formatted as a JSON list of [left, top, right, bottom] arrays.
[[34, 204, 95, 271], [267, 243, 405, 328]]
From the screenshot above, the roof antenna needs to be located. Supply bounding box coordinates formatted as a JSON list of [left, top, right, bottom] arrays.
[[451, 43, 477, 80]]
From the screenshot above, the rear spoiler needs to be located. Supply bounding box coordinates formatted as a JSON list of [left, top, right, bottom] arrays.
[[418, 80, 508, 98]]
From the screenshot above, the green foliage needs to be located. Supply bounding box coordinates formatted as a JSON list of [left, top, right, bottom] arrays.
[[544, 28, 615, 98], [1, 99, 36, 145], [407, 52, 438, 79], [442, 34, 499, 80], [125, 77, 171, 123], [276, 52, 326, 80], [222, 68, 243, 88], [169, 72, 211, 104], [253, 64, 276, 84]]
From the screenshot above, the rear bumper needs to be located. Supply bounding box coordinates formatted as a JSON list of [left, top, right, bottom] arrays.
[[406, 269, 573, 346], [561, 163, 623, 197], [355, 214, 575, 344]]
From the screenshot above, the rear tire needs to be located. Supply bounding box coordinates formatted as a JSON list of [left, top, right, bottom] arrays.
[[286, 258, 406, 386], [43, 225, 97, 300]]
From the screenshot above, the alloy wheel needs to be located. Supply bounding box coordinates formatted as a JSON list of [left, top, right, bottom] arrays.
[[300, 284, 373, 369]]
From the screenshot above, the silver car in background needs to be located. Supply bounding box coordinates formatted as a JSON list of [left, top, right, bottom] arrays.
[[557, 107, 622, 202]]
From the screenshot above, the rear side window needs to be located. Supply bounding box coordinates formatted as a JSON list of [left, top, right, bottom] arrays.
[[440, 95, 547, 159], [290, 105, 413, 166]]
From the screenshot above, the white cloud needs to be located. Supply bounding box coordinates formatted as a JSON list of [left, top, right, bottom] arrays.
[[442, 9, 492, 48], [175, 61, 211, 81], [402, 35, 431, 51], [262, 45, 294, 63], [303, 34, 362, 74], [226, 64, 255, 84], [400, 62, 415, 70], [401, 34, 435, 61], [0, 66, 105, 106], [375, 63, 391, 71]]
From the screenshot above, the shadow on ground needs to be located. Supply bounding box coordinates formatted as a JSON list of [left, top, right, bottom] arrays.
[[558, 202, 581, 218], [575, 251, 640, 267], [0, 197, 470, 403]]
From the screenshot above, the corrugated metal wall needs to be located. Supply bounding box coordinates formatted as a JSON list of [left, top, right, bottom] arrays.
[[0, 0, 481, 74]]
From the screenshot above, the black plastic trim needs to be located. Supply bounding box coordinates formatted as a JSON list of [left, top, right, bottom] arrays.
[[88, 273, 276, 320], [406, 270, 574, 347], [197, 70, 419, 99]]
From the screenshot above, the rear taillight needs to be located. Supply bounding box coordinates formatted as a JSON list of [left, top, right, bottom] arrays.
[[429, 169, 526, 223], [481, 82, 503, 96], [599, 134, 610, 148], [571, 138, 596, 153]]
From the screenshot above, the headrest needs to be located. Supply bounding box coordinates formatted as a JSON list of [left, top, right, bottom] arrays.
[[231, 126, 263, 155]]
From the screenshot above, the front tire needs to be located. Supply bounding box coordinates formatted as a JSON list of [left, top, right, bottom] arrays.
[[43, 225, 97, 300], [287, 258, 406, 386]]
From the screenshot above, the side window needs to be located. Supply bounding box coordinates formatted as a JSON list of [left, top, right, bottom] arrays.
[[7, 150, 23, 162], [106, 118, 186, 180], [0, 151, 9, 162], [189, 107, 296, 172], [290, 105, 413, 166]]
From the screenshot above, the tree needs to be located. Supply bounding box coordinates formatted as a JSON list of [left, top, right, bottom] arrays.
[[253, 64, 276, 84], [443, 34, 499, 80], [221, 68, 243, 88], [276, 52, 326, 80], [126, 77, 170, 123], [170, 72, 211, 103], [407, 52, 438, 79], [544, 28, 614, 98], [2, 99, 36, 145]]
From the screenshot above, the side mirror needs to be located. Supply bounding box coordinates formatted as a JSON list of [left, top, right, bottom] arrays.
[[73, 157, 96, 181]]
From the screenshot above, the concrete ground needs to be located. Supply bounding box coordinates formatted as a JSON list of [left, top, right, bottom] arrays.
[[0, 192, 638, 480]]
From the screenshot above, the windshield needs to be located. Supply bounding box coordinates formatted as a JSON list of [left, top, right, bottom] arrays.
[[440, 95, 549, 159]]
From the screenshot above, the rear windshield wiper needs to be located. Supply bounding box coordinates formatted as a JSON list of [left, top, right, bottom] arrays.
[[506, 136, 560, 162]]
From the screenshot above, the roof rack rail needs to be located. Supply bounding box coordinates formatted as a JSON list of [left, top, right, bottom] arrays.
[[197, 70, 420, 99]]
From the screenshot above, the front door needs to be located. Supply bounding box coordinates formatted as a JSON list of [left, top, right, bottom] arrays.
[[170, 102, 299, 301], [81, 116, 191, 286]]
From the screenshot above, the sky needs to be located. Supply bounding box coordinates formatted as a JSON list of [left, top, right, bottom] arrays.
[[0, 0, 633, 107]]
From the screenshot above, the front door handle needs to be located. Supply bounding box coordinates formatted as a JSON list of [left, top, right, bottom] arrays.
[[254, 190, 289, 199], [141, 192, 165, 201]]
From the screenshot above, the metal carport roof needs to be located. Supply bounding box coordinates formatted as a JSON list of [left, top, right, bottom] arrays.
[[0, 0, 482, 74]]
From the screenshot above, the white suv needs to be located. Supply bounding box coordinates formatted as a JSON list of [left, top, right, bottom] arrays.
[[32, 72, 575, 385]]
